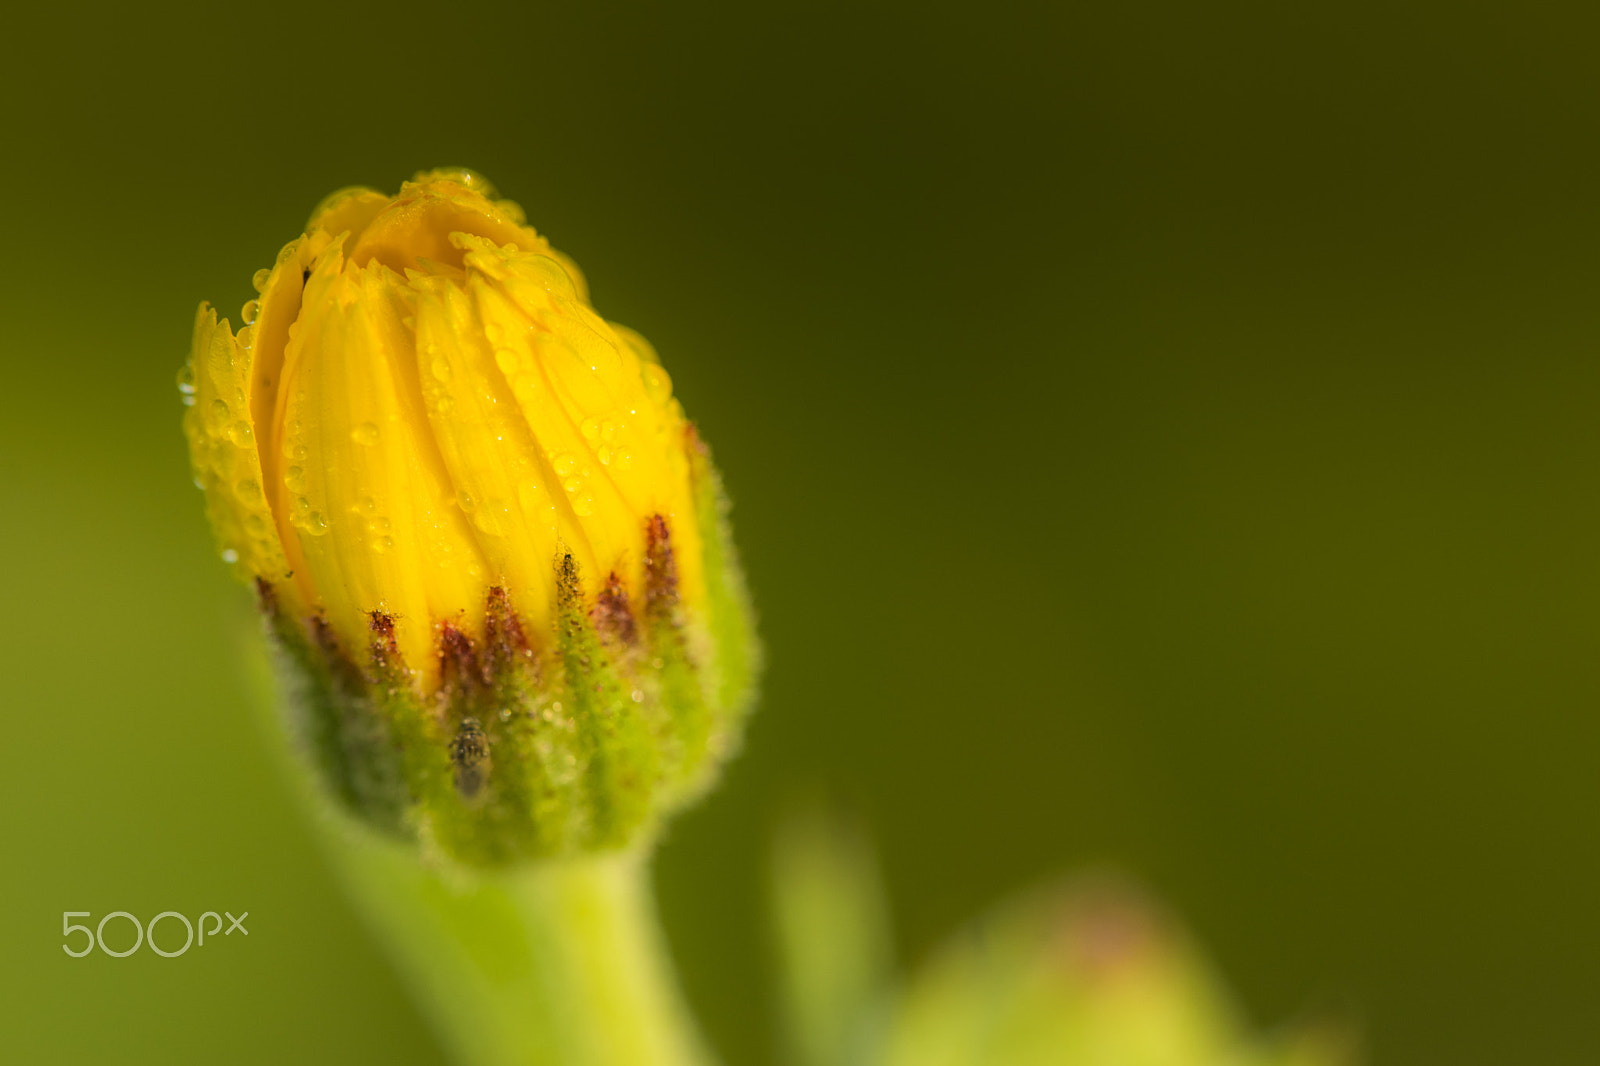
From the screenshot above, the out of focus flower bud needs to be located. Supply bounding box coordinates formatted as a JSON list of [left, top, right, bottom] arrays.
[[181, 169, 758, 865], [881, 880, 1355, 1066]]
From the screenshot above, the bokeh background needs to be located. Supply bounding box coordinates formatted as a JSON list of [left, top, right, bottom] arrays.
[[3, 2, 1598, 1063]]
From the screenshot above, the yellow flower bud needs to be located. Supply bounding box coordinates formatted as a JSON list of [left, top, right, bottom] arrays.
[[182, 170, 758, 864]]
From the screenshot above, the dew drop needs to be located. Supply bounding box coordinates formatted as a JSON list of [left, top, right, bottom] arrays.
[[421, 167, 496, 196], [240, 299, 260, 325], [457, 490, 477, 513], [553, 453, 576, 477], [228, 421, 254, 445], [563, 477, 581, 494], [580, 417, 601, 441], [207, 398, 231, 430], [285, 466, 307, 492], [236, 478, 261, 499], [221, 548, 239, 564], [252, 268, 272, 292], [351, 421, 380, 446], [641, 364, 673, 404], [236, 326, 254, 351], [573, 495, 594, 517], [371, 535, 394, 553], [495, 348, 519, 374], [245, 513, 268, 536], [175, 364, 196, 395], [431, 357, 453, 381]]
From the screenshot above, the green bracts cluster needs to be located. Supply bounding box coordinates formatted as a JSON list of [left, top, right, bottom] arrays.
[[263, 438, 757, 868]]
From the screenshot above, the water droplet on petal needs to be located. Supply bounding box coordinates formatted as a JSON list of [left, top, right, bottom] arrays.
[[221, 548, 239, 564], [495, 348, 519, 373], [642, 364, 673, 404], [431, 357, 453, 381], [207, 399, 231, 430], [580, 417, 600, 441], [298, 510, 329, 536], [228, 421, 254, 445], [252, 268, 272, 292], [351, 421, 379, 446], [241, 300, 260, 325], [176, 364, 196, 395]]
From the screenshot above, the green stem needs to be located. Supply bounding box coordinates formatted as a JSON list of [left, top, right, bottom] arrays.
[[318, 814, 712, 1066]]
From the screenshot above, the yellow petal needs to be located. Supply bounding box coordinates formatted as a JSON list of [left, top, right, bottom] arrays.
[[189, 171, 714, 683], [273, 246, 490, 680], [182, 305, 286, 586]]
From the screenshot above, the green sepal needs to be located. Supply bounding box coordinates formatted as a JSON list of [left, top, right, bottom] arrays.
[[685, 428, 760, 767], [555, 551, 660, 850]]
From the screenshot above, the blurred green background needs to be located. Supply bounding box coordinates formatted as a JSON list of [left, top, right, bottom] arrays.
[[3, 2, 1598, 1063]]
